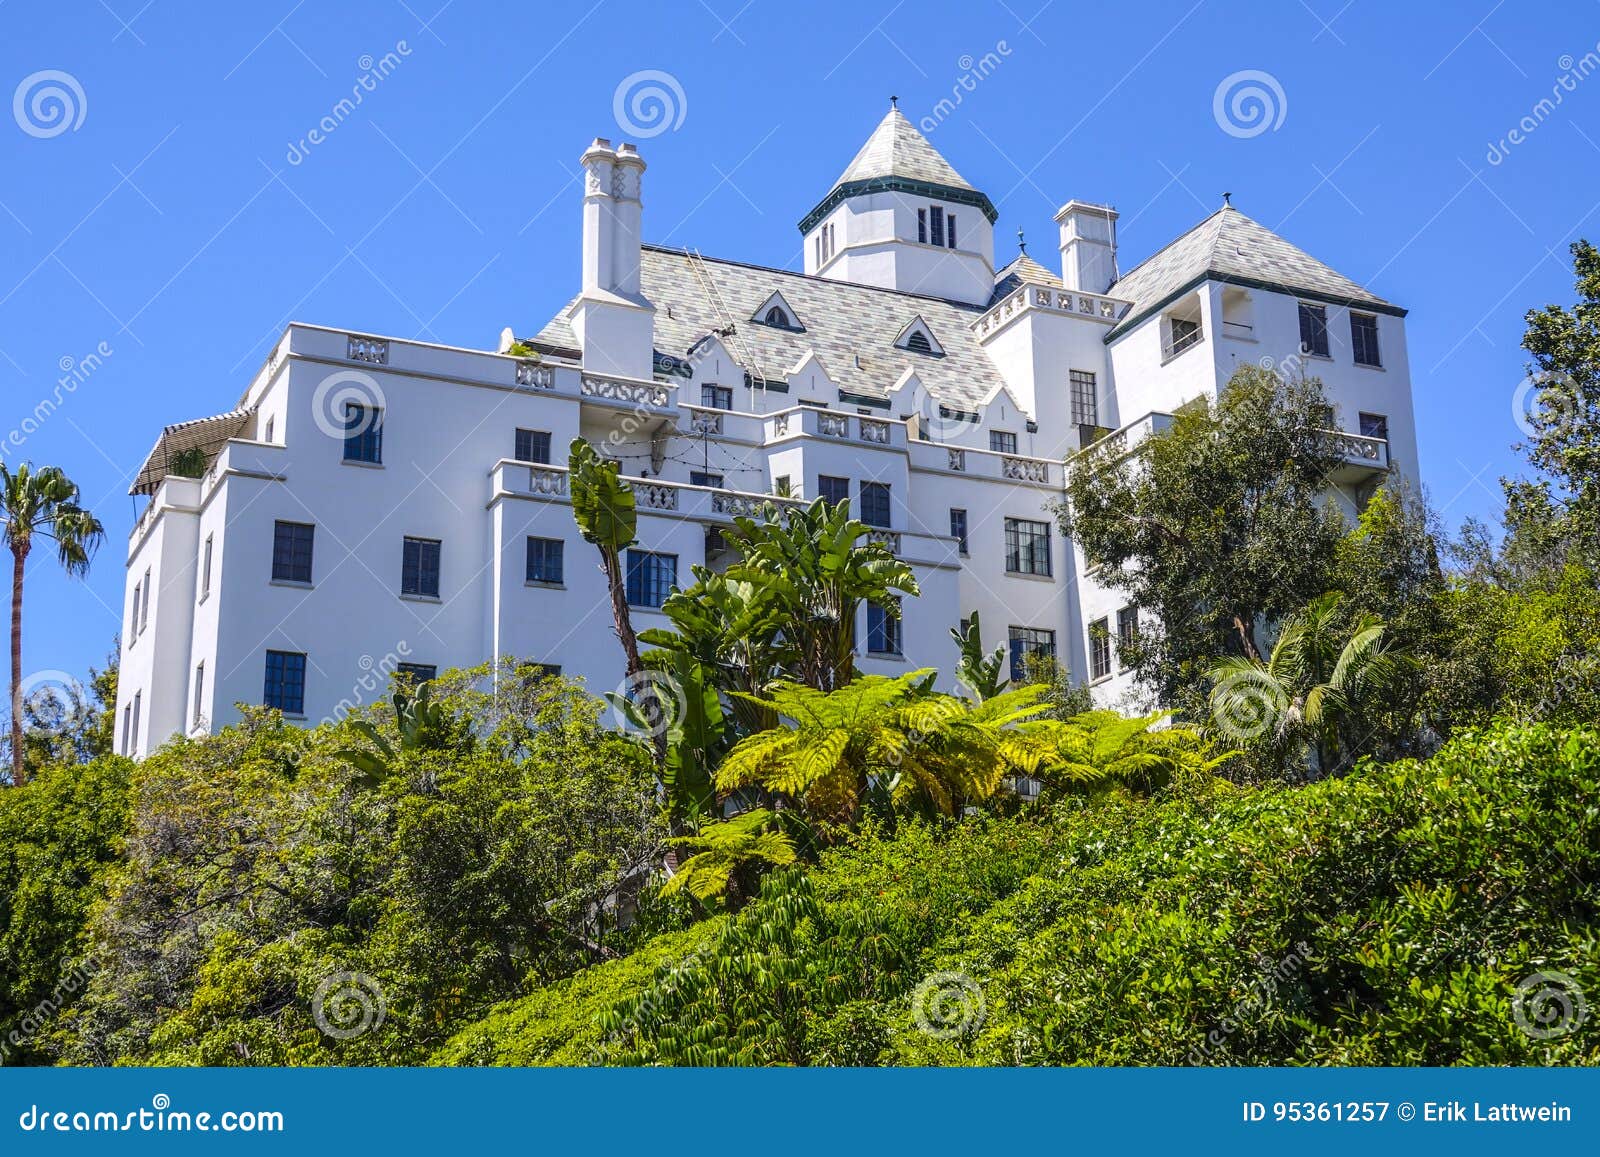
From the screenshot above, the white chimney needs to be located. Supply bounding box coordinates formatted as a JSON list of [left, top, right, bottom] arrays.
[[568, 137, 655, 381], [1055, 200, 1118, 293]]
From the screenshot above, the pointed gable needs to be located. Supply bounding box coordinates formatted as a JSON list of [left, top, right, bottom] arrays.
[[1107, 206, 1403, 338], [894, 315, 945, 356], [799, 107, 998, 234], [752, 290, 804, 331]]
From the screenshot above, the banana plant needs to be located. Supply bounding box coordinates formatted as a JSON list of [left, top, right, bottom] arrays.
[[950, 611, 1009, 702], [334, 681, 462, 786]]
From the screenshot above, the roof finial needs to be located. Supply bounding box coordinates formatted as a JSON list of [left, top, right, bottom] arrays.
[[1222, 191, 1232, 208], [1017, 226, 1027, 255], [890, 94, 898, 109]]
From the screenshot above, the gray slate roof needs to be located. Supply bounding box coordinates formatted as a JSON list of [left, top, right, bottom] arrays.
[[1107, 206, 1402, 337], [830, 108, 978, 192], [531, 246, 1008, 410], [989, 252, 1062, 305]]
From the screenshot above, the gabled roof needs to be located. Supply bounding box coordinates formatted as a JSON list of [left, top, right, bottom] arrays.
[[989, 252, 1063, 305], [530, 246, 1008, 410], [798, 108, 998, 233], [1106, 206, 1403, 338]]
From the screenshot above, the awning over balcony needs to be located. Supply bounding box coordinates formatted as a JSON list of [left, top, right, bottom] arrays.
[[129, 408, 256, 496]]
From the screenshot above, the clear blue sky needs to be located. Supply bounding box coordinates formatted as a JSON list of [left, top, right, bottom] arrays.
[[4, 0, 1598, 684]]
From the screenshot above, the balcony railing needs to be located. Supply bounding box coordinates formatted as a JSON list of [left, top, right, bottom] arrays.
[[1161, 325, 1204, 363], [580, 374, 672, 408], [1221, 320, 1255, 340]]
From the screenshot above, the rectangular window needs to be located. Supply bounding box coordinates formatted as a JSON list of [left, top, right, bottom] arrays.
[[271, 521, 314, 584], [625, 549, 677, 608], [401, 537, 441, 598], [343, 402, 383, 463], [1298, 302, 1330, 357], [859, 481, 891, 528], [950, 508, 968, 554], [515, 428, 551, 464], [701, 384, 733, 410], [1089, 618, 1112, 680], [1070, 370, 1098, 426], [867, 601, 902, 655], [193, 662, 205, 726], [690, 470, 724, 489], [1359, 412, 1389, 441], [121, 703, 131, 755], [990, 430, 1018, 455], [947, 214, 957, 248], [397, 662, 437, 684], [265, 416, 275, 443], [1351, 312, 1381, 366], [1116, 606, 1138, 660], [201, 535, 213, 599], [917, 208, 927, 244], [131, 691, 141, 754], [1008, 627, 1056, 683], [1168, 316, 1200, 356], [130, 582, 141, 641], [1004, 517, 1052, 576], [263, 650, 307, 714], [929, 205, 945, 247], [818, 474, 850, 507], [140, 568, 151, 631], [774, 474, 792, 497], [526, 536, 565, 584]]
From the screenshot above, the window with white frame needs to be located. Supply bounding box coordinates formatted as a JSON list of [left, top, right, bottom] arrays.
[[1070, 370, 1098, 426]]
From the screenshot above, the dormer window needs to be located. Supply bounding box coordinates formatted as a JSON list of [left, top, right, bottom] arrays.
[[895, 315, 944, 356], [906, 331, 932, 353], [765, 306, 791, 328], [752, 291, 804, 331]]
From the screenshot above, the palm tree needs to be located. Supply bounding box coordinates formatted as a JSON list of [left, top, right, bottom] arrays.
[[1002, 709, 1230, 793], [716, 669, 1049, 825], [1208, 591, 1411, 776], [2, 464, 104, 784]]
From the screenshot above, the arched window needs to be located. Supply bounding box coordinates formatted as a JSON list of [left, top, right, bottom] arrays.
[[765, 306, 790, 328], [905, 330, 932, 353]]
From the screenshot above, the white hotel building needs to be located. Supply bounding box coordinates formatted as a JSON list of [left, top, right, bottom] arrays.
[[114, 108, 1417, 755]]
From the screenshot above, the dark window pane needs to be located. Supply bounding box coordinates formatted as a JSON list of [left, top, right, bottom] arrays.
[[1298, 303, 1329, 357], [947, 214, 957, 248], [1117, 607, 1138, 656], [1070, 370, 1098, 426], [525, 537, 564, 584], [344, 403, 383, 463], [263, 650, 307, 714], [1359, 412, 1389, 440], [1008, 627, 1056, 683], [625, 550, 677, 608], [860, 481, 891, 528], [701, 385, 733, 410], [950, 508, 968, 554], [990, 430, 1018, 454], [867, 601, 901, 655], [690, 471, 724, 489], [272, 521, 315, 583], [1089, 619, 1112, 680], [401, 537, 441, 597], [818, 475, 850, 507], [396, 662, 436, 684], [930, 205, 945, 247], [515, 429, 551, 464], [917, 208, 927, 244], [1004, 518, 1051, 576], [1351, 313, 1381, 366]]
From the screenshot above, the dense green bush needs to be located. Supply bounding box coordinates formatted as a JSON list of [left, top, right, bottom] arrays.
[[448, 721, 1597, 1066]]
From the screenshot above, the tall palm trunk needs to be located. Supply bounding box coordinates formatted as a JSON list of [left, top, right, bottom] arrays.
[[600, 546, 666, 766], [9, 543, 26, 785]]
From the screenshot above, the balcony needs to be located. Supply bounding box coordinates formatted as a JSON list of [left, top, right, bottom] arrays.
[[972, 284, 1133, 341], [767, 406, 905, 449], [1319, 430, 1390, 483], [1161, 325, 1204, 364], [907, 439, 1056, 487]]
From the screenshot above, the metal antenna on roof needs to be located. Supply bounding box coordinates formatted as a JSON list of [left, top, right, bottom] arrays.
[[1017, 227, 1027, 255], [1222, 191, 1232, 208], [890, 94, 898, 109]]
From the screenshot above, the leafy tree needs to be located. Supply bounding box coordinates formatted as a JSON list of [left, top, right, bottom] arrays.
[[18, 650, 118, 770], [1003, 709, 1230, 794], [950, 612, 1008, 701], [1058, 366, 1344, 712], [1516, 239, 1600, 568], [661, 807, 797, 905], [1208, 592, 1412, 778], [1, 464, 104, 784]]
